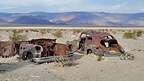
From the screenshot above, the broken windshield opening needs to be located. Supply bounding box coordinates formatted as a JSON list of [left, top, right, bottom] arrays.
[[100, 39, 118, 48], [104, 35, 113, 40]]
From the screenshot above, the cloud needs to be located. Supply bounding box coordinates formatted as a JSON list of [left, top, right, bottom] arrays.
[[111, 3, 127, 10], [0, 0, 84, 12], [0, 0, 144, 13], [0, 7, 16, 10], [140, 9, 144, 11]]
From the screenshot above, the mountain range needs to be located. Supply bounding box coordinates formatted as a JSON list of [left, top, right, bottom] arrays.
[[0, 12, 144, 26]]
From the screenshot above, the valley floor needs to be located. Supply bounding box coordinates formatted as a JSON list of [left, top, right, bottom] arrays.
[[0, 29, 144, 81]]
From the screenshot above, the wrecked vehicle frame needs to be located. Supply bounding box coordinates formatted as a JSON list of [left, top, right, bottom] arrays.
[[17, 38, 73, 63], [68, 31, 134, 60]]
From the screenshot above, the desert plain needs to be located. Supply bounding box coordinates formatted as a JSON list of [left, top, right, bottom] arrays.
[[0, 27, 144, 81]]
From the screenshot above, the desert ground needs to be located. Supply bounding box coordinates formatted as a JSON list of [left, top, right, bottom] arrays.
[[0, 28, 144, 81]]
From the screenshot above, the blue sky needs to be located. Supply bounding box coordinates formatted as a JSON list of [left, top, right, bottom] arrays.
[[0, 0, 144, 13]]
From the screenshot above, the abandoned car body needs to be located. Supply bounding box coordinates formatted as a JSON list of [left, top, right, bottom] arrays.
[[0, 41, 17, 58], [78, 31, 125, 55], [67, 31, 126, 57], [0, 31, 134, 62], [19, 44, 43, 60], [29, 38, 56, 57], [16, 38, 72, 62], [32, 43, 72, 64]]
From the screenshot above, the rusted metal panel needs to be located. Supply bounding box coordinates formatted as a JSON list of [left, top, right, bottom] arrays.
[[0, 41, 17, 57], [15, 41, 29, 54], [19, 43, 43, 60], [29, 38, 56, 57], [52, 43, 70, 56]]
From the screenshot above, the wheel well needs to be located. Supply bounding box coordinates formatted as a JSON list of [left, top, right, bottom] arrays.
[[35, 46, 41, 51], [26, 51, 33, 59], [22, 51, 33, 60], [87, 49, 92, 54]]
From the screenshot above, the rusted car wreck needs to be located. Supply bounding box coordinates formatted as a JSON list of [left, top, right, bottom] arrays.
[[17, 38, 72, 63], [68, 31, 134, 60], [0, 31, 134, 63], [78, 32, 124, 55]]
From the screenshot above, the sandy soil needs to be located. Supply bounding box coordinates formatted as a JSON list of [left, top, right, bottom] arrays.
[[0, 29, 144, 81]]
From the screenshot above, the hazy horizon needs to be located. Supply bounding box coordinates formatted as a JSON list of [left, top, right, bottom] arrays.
[[0, 11, 144, 14]]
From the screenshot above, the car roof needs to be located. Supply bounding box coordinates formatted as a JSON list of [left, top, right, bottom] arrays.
[[81, 31, 112, 38]]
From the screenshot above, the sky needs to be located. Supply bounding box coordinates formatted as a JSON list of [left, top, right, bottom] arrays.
[[0, 0, 144, 13]]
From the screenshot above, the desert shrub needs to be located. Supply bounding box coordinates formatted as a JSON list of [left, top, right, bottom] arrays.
[[120, 30, 126, 33], [123, 32, 136, 39], [25, 30, 29, 32], [97, 56, 103, 61], [6, 29, 10, 32], [47, 29, 50, 33], [136, 30, 143, 37], [123, 30, 144, 39], [52, 31, 63, 38], [111, 30, 117, 34], [102, 29, 109, 32], [29, 29, 39, 32], [39, 29, 47, 35], [63, 60, 79, 67], [72, 29, 82, 34], [55, 57, 79, 67], [9, 30, 28, 41], [17, 30, 24, 33]]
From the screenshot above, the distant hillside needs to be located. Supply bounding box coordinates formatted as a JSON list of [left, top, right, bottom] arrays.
[[0, 19, 6, 23], [12, 16, 54, 25], [0, 12, 144, 26]]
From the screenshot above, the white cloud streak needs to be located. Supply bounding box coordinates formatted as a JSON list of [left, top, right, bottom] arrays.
[[0, 0, 143, 13]]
